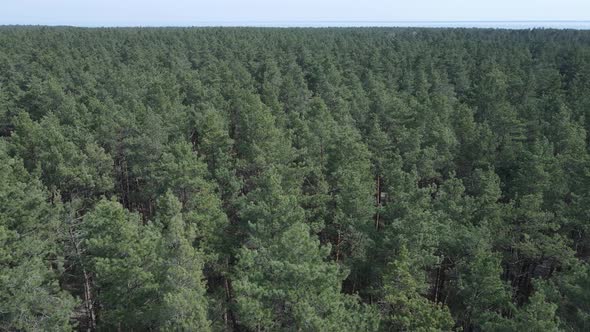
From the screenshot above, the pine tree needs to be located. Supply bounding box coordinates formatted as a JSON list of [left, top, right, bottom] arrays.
[[234, 222, 378, 331], [549, 263, 590, 331], [81, 198, 160, 330], [453, 247, 512, 329], [325, 122, 375, 269], [154, 191, 211, 331], [10, 111, 113, 200], [0, 143, 77, 331], [233, 168, 379, 331], [483, 288, 560, 332], [381, 245, 454, 332]]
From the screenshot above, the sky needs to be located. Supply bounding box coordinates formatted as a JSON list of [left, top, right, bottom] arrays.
[[1, 0, 589, 27]]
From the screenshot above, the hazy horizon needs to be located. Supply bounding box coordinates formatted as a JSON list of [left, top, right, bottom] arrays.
[[2, 20, 590, 30], [2, 0, 589, 28]]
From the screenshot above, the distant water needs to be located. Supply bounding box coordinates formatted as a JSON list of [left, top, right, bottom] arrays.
[[188, 21, 590, 30]]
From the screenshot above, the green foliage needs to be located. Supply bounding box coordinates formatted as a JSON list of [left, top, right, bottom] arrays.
[[10, 112, 113, 199], [454, 247, 512, 329], [234, 222, 379, 331], [154, 191, 211, 331], [381, 246, 454, 332], [0, 145, 77, 331], [548, 264, 590, 331], [483, 288, 561, 332], [0, 26, 589, 331], [81, 198, 160, 330]]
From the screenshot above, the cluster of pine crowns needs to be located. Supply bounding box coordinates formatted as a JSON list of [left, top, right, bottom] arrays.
[[1, 27, 590, 331]]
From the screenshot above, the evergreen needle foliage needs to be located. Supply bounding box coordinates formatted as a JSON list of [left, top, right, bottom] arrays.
[[0, 27, 589, 331]]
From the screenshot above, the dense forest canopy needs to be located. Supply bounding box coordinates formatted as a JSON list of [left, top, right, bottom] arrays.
[[1, 26, 590, 331]]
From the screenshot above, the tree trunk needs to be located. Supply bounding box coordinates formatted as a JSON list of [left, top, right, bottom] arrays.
[[335, 229, 342, 262], [375, 175, 381, 230], [68, 223, 96, 330]]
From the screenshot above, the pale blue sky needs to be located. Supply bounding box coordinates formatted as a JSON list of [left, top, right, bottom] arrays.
[[1, 0, 589, 27]]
